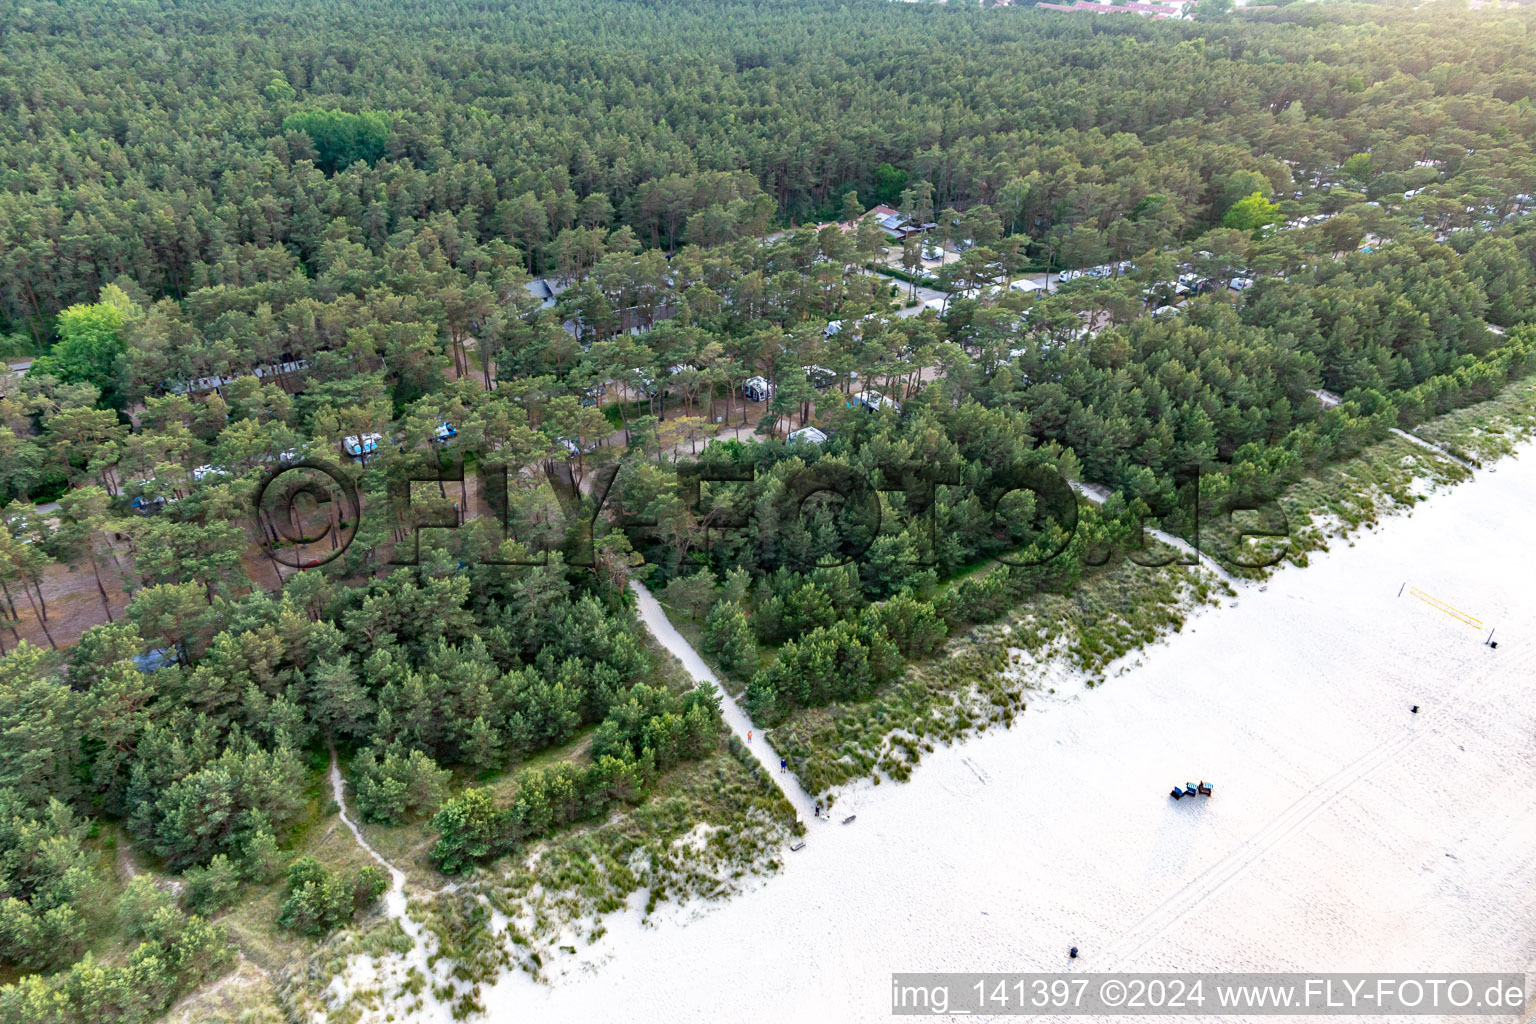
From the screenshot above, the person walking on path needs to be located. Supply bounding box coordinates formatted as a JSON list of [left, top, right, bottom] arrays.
[[780, 757, 787, 773], [748, 730, 752, 742]]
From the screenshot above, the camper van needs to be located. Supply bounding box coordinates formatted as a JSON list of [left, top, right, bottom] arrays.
[[342, 433, 382, 458], [742, 376, 774, 402], [854, 391, 901, 415], [804, 365, 844, 390]]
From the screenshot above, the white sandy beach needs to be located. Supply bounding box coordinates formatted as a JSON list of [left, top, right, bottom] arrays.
[[403, 445, 1536, 1023]]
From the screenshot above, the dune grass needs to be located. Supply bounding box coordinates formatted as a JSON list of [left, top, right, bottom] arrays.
[[765, 550, 1218, 797]]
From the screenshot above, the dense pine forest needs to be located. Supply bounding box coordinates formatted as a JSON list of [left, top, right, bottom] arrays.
[[5, 0, 1536, 1019]]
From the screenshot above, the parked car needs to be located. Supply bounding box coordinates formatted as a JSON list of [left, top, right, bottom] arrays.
[[787, 426, 828, 446], [629, 368, 660, 397], [132, 647, 177, 672]]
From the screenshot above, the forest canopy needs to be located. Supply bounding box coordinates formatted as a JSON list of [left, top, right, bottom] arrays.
[[279, 109, 394, 174], [3, 0, 1536, 1018]]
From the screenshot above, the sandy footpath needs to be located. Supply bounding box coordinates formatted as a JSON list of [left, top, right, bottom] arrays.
[[629, 578, 819, 818], [450, 446, 1536, 1023]]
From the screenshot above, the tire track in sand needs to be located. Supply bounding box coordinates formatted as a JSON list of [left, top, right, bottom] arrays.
[[1097, 729, 1421, 970]]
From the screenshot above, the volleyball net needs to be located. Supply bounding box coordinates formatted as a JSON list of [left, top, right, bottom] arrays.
[[1407, 585, 1483, 629]]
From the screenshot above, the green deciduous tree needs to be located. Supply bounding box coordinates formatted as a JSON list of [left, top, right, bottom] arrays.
[[1222, 192, 1282, 236]]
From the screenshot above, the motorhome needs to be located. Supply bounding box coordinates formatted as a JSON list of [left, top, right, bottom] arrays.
[[342, 433, 382, 458], [742, 376, 774, 402], [804, 365, 846, 390], [854, 390, 901, 414]]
